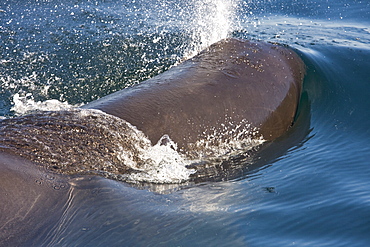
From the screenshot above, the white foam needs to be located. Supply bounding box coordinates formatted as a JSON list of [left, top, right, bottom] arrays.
[[11, 93, 77, 115], [124, 135, 196, 184]]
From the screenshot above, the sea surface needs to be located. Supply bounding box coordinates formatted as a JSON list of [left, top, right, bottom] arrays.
[[1, 0, 370, 246]]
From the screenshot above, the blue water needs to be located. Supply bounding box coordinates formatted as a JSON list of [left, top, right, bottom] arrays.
[[1, 0, 370, 246]]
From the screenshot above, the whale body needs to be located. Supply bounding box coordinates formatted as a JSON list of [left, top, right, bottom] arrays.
[[0, 38, 306, 244], [84, 38, 305, 157], [0, 38, 305, 179]]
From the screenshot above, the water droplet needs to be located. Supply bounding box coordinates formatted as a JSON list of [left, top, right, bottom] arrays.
[[45, 174, 55, 180]]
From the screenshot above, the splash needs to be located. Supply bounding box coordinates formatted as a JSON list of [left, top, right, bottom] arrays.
[[0, 109, 195, 184], [126, 135, 196, 184], [0, 108, 264, 184], [189, 119, 265, 159], [11, 93, 77, 115], [185, 0, 239, 57]]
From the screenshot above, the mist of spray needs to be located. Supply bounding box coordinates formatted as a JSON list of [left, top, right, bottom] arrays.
[[185, 0, 239, 57]]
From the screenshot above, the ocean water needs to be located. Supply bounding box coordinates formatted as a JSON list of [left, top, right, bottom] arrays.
[[1, 0, 370, 246]]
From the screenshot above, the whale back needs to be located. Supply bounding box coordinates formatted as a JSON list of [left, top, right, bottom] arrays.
[[85, 38, 305, 154]]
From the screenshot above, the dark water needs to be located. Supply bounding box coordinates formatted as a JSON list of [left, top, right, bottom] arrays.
[[1, 0, 370, 246]]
